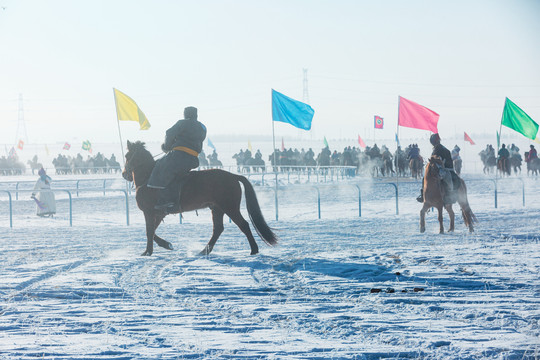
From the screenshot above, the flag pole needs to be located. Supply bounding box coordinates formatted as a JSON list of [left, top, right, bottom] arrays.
[[271, 90, 278, 221], [395, 97, 400, 215], [113, 88, 130, 206], [496, 99, 506, 181], [113, 88, 126, 167]]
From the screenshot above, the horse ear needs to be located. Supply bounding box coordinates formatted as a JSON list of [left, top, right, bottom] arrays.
[[127, 140, 132, 149]]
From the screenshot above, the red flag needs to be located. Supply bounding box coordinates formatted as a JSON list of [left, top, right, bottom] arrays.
[[281, 137, 285, 151], [357, 135, 366, 148], [63, 142, 71, 150], [17, 139, 24, 150], [374, 115, 384, 129], [464, 132, 475, 145], [398, 96, 439, 133]]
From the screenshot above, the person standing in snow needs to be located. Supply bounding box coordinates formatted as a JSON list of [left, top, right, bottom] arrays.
[[31, 168, 56, 217]]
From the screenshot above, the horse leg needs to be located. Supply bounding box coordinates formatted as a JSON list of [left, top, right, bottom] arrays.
[[227, 208, 259, 255], [199, 208, 225, 256], [420, 203, 429, 233], [445, 204, 455, 232], [437, 206, 444, 234], [142, 211, 156, 256], [153, 214, 173, 250]]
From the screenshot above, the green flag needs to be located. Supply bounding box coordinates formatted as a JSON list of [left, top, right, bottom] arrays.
[[82, 140, 91, 151], [323, 136, 329, 148], [501, 98, 539, 140]]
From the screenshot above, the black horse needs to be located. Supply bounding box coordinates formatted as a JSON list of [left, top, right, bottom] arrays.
[[122, 140, 278, 256]]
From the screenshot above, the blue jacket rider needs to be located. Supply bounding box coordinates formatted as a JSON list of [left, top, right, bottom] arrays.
[[148, 106, 207, 213]]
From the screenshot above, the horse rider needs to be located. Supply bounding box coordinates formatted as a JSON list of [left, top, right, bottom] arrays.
[[528, 144, 538, 162], [417, 133, 455, 203], [148, 106, 207, 213], [407, 144, 421, 161], [498, 144, 510, 161], [451, 145, 461, 162]]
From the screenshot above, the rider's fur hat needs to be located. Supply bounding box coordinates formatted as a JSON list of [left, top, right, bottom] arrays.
[[184, 106, 198, 120], [430, 133, 441, 146]]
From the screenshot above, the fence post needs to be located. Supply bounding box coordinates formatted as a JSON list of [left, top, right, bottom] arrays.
[[354, 184, 362, 217], [274, 173, 279, 221], [76, 180, 80, 197], [15, 182, 19, 200], [121, 189, 129, 225], [58, 190, 73, 226], [488, 179, 498, 208], [312, 186, 321, 219], [0, 190, 13, 228], [388, 182, 399, 215]]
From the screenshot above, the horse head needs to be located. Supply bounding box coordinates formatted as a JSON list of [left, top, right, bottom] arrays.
[[122, 140, 154, 183], [426, 155, 443, 178]]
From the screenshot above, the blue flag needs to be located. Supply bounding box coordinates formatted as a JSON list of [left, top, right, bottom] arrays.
[[272, 89, 314, 130], [207, 138, 216, 150], [395, 133, 400, 147]]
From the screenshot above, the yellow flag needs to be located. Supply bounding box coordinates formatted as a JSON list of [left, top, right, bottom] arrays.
[[248, 140, 252, 152], [113, 88, 151, 130]]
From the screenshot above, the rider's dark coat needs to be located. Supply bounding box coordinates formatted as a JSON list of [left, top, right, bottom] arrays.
[[148, 118, 207, 189], [432, 144, 453, 169]]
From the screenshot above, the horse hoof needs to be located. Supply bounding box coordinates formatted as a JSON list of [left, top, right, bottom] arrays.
[[141, 250, 152, 256], [199, 248, 211, 256], [250, 250, 259, 255], [165, 242, 174, 250], [420, 228, 425, 233]]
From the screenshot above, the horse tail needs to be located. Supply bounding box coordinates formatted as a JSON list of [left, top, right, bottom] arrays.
[[458, 181, 477, 228], [237, 176, 278, 246]]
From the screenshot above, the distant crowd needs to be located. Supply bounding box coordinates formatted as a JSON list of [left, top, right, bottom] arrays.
[[50, 153, 121, 174], [230, 144, 432, 177], [3, 142, 539, 177], [0, 152, 122, 176]]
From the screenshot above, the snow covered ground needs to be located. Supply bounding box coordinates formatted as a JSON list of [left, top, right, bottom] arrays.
[[0, 173, 539, 359]]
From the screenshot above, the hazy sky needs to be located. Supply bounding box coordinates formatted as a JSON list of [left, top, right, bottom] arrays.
[[1, 0, 539, 147]]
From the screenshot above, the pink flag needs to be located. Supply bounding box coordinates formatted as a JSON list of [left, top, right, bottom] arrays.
[[398, 96, 439, 133], [374, 115, 384, 129], [464, 132, 475, 145], [357, 135, 366, 148]]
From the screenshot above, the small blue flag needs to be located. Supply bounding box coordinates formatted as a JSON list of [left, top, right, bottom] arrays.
[[207, 138, 216, 150], [272, 89, 314, 130], [395, 133, 400, 147]]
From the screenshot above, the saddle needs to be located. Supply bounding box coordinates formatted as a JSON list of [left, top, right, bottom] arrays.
[[155, 172, 193, 213]]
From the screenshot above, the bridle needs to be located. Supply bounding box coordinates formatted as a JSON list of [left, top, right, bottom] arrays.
[[123, 146, 142, 182]]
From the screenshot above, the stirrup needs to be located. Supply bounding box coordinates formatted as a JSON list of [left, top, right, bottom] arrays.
[[416, 195, 424, 203]]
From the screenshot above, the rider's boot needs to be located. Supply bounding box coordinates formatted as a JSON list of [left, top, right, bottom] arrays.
[[416, 187, 424, 203]]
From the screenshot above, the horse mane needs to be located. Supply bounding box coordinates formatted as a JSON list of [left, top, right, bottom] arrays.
[[424, 155, 443, 178], [127, 141, 155, 163]]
